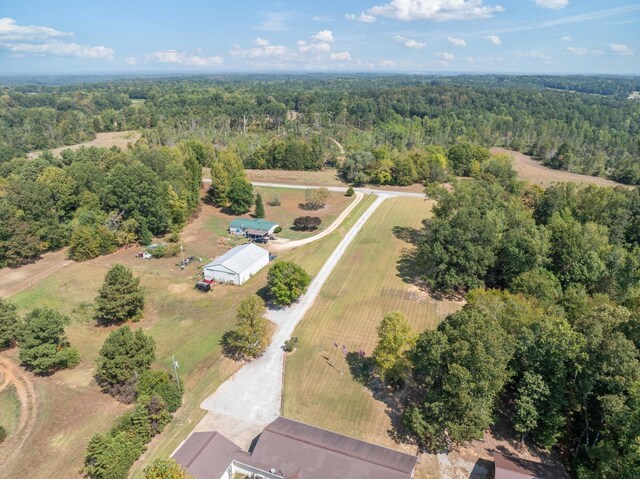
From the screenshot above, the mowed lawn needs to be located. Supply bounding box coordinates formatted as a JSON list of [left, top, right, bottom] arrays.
[[283, 197, 462, 454], [3, 191, 375, 479], [205, 186, 354, 241]]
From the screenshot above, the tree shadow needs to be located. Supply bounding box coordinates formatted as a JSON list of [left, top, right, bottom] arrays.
[[297, 203, 325, 211], [344, 351, 417, 446], [392, 225, 422, 245], [469, 458, 494, 479]]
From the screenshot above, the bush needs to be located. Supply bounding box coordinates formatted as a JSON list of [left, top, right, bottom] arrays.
[[19, 308, 80, 375], [143, 458, 192, 479], [148, 243, 181, 258], [346, 187, 355, 197], [0, 425, 6, 443], [268, 192, 281, 207], [274, 226, 282, 234], [293, 216, 322, 231], [267, 261, 311, 306], [283, 337, 298, 352], [94, 264, 145, 325], [136, 369, 183, 413], [96, 326, 156, 401]]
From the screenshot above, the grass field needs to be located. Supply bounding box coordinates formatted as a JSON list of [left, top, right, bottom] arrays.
[[0, 385, 20, 435], [282, 197, 462, 458], [3, 191, 375, 479], [27, 131, 141, 159], [205, 186, 354, 241]]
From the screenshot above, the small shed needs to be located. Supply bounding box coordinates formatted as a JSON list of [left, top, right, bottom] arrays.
[[229, 219, 279, 236], [203, 244, 269, 285]]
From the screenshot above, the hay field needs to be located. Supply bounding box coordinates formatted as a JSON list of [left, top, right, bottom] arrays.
[[27, 131, 141, 159]]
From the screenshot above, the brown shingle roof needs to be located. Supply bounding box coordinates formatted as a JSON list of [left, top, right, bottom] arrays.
[[172, 431, 241, 479], [249, 417, 417, 479], [494, 452, 562, 479]]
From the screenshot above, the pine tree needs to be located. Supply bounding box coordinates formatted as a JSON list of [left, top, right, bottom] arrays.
[[95, 264, 145, 325], [255, 193, 265, 219]]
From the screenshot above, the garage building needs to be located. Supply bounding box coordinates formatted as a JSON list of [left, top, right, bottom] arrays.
[[203, 244, 269, 285]]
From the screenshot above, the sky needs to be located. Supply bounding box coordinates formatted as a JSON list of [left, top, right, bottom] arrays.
[[1, 0, 639, 75]]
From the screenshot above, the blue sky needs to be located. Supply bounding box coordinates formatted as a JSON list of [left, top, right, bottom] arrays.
[[1, 0, 639, 74]]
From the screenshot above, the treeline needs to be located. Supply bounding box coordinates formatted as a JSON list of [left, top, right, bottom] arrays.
[[0, 140, 203, 267], [340, 143, 489, 185], [384, 172, 640, 477], [245, 135, 324, 170], [1, 75, 638, 183]]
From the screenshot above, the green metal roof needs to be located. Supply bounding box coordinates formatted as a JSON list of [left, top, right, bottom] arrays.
[[229, 218, 278, 231]]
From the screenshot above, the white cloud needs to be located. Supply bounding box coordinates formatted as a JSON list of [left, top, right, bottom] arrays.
[[447, 36, 466, 46], [125, 56, 138, 65], [253, 37, 270, 46], [312, 30, 334, 43], [231, 41, 292, 59], [379, 59, 397, 67], [516, 51, 553, 60], [257, 12, 289, 31], [0, 17, 72, 41], [345, 12, 376, 23], [485, 35, 502, 45], [298, 41, 331, 54], [437, 52, 454, 61], [0, 17, 113, 60], [534, 0, 569, 10], [148, 50, 223, 66], [393, 34, 426, 49], [1, 41, 113, 59], [367, 0, 505, 21], [559, 35, 572, 42], [608, 43, 634, 55], [331, 51, 352, 61], [565, 47, 602, 56]]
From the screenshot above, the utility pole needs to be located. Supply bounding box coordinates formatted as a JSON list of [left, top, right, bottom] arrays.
[[180, 243, 186, 269], [172, 355, 181, 394]]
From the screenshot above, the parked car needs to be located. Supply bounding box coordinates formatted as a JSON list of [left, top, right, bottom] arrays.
[[135, 252, 152, 260], [195, 281, 211, 292], [254, 237, 268, 244]]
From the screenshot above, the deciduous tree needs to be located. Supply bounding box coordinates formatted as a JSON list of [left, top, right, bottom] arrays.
[[267, 261, 311, 306]]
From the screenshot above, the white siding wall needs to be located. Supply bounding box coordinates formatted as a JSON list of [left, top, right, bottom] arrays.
[[237, 254, 269, 285]]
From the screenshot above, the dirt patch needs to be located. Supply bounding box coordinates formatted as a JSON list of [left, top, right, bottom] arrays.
[[168, 283, 189, 294], [27, 131, 141, 159], [492, 147, 632, 189], [0, 249, 74, 299], [0, 354, 38, 475]]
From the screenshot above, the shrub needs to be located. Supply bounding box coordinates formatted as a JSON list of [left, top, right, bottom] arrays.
[[293, 216, 322, 231], [19, 308, 80, 375], [268, 192, 281, 207], [304, 187, 330, 210], [346, 187, 355, 197], [143, 458, 192, 479], [136, 369, 183, 413], [267, 261, 311, 306], [94, 264, 145, 325], [274, 226, 282, 234], [284, 337, 299, 352], [0, 425, 6, 443]]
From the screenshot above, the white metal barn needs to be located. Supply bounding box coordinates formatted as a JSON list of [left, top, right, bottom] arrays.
[[203, 244, 269, 285]]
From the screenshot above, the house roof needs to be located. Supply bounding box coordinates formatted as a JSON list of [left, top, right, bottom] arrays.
[[230, 218, 278, 231], [204, 243, 268, 275], [494, 452, 563, 479], [172, 431, 241, 479], [249, 417, 417, 479]]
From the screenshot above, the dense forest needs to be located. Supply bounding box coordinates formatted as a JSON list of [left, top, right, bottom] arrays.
[[1, 74, 639, 182], [387, 159, 640, 478]]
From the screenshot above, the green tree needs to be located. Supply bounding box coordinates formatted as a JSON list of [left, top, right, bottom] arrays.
[[345, 187, 355, 197], [221, 295, 272, 360], [136, 369, 183, 413], [254, 193, 265, 219], [0, 299, 20, 349], [19, 308, 80, 374], [267, 261, 311, 306], [96, 326, 156, 400], [84, 431, 141, 479], [510, 268, 562, 306], [373, 311, 416, 385], [68, 224, 117, 261], [143, 458, 192, 479], [94, 264, 145, 325], [206, 161, 229, 207], [227, 176, 254, 215]]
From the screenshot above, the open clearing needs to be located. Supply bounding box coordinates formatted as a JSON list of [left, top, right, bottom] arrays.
[[492, 147, 632, 188], [205, 186, 354, 241], [27, 131, 141, 159], [282, 197, 462, 460], [1, 187, 375, 479]]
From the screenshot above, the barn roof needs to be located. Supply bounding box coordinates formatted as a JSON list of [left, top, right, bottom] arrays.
[[229, 218, 278, 231], [249, 417, 417, 479], [494, 452, 563, 479], [204, 243, 268, 275]]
